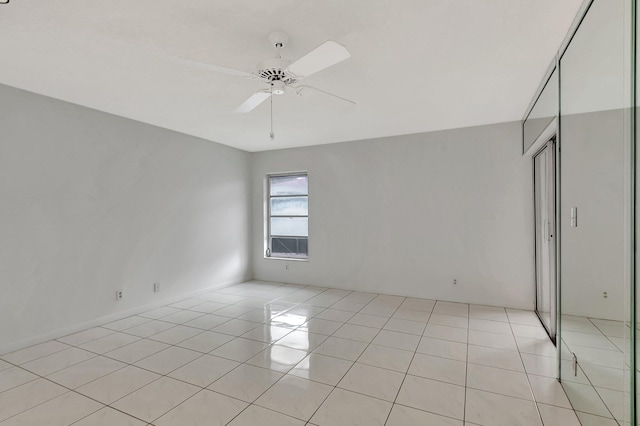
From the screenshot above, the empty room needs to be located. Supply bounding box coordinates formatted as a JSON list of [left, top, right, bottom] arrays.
[[0, 0, 637, 425]]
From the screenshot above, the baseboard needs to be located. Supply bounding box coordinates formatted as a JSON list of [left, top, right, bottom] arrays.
[[254, 277, 535, 312], [0, 279, 240, 355]]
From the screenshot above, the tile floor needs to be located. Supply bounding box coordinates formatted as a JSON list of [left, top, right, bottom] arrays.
[[0, 281, 581, 425]]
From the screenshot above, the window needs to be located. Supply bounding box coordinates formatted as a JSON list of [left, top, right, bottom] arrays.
[[267, 173, 308, 259]]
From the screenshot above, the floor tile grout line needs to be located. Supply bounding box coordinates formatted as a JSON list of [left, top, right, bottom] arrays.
[[55, 328, 118, 347], [388, 401, 466, 424], [0, 342, 75, 368], [573, 360, 621, 422], [44, 389, 108, 426], [462, 303, 470, 424], [563, 341, 626, 359], [573, 408, 623, 424], [51, 364, 167, 422], [382, 300, 437, 426], [147, 384, 234, 425], [561, 321, 625, 355], [225, 403, 306, 426], [508, 309, 548, 425], [0, 379, 79, 423], [73, 333, 202, 369], [301, 296, 406, 424], [67, 405, 138, 425], [0, 368, 40, 392]]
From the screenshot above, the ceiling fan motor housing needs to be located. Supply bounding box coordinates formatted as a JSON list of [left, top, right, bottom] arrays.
[[256, 57, 298, 85]]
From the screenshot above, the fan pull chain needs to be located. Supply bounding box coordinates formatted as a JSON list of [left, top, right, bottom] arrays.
[[270, 85, 275, 140]]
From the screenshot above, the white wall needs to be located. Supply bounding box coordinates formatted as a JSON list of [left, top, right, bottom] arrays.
[[0, 84, 253, 352], [252, 122, 535, 309]]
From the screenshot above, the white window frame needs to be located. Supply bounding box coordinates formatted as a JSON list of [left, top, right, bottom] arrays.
[[266, 172, 309, 260]]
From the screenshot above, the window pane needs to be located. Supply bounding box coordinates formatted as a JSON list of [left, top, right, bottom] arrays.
[[270, 175, 308, 196], [271, 217, 308, 237], [271, 196, 308, 216], [271, 237, 308, 257]]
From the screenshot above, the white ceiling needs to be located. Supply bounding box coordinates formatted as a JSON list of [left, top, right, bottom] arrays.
[[0, 0, 583, 152]]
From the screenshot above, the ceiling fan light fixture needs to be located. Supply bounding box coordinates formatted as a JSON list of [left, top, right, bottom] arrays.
[[272, 81, 286, 95]]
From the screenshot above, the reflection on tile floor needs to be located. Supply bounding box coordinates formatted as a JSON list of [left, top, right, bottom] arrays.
[[0, 281, 580, 425], [560, 314, 631, 425]]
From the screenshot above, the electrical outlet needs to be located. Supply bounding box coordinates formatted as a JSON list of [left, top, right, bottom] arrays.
[[115, 290, 123, 301], [285, 264, 289, 270], [153, 283, 160, 293], [453, 279, 457, 285]]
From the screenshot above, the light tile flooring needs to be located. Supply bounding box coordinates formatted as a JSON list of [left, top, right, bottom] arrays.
[[560, 315, 631, 425], [0, 281, 581, 425]]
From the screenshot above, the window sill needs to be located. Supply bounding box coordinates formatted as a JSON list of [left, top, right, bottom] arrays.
[[264, 256, 308, 262]]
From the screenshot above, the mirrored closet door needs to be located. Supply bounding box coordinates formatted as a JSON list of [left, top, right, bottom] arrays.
[[558, 0, 632, 423]]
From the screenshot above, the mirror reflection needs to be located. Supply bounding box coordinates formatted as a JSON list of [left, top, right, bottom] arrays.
[[558, 0, 631, 424]]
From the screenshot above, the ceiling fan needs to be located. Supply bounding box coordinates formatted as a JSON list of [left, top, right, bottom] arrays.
[[178, 32, 354, 139]]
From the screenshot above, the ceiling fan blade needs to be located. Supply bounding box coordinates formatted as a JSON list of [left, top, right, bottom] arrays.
[[175, 58, 255, 78], [287, 41, 351, 78], [235, 90, 271, 113], [295, 85, 356, 106]]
